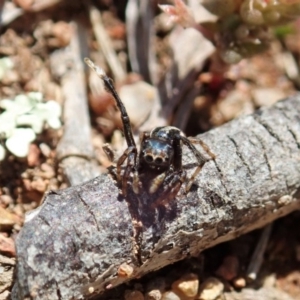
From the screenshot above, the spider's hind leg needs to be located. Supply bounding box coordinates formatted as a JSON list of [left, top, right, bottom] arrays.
[[188, 137, 216, 160], [181, 137, 215, 193]]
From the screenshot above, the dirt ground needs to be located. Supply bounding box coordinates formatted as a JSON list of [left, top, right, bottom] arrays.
[[1, 0, 300, 299]]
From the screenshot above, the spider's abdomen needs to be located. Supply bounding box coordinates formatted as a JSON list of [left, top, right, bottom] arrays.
[[150, 126, 182, 140]]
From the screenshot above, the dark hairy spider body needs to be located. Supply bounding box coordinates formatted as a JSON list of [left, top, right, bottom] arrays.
[[85, 58, 215, 209]]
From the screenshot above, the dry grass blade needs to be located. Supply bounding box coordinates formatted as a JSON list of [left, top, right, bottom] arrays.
[[89, 5, 126, 83]]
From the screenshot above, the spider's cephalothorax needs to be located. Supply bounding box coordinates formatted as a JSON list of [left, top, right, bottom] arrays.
[[85, 58, 214, 208], [139, 127, 182, 171]]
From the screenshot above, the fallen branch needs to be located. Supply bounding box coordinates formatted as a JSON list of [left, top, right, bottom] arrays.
[[12, 95, 300, 299]]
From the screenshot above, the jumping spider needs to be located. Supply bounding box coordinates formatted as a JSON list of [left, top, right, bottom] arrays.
[[85, 58, 214, 208]]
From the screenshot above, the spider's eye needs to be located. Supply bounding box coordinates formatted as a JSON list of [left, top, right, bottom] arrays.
[[145, 155, 153, 163], [155, 157, 164, 164]]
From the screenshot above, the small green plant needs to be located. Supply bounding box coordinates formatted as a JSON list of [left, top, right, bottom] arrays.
[[0, 92, 62, 160], [160, 0, 300, 63], [203, 0, 300, 63]]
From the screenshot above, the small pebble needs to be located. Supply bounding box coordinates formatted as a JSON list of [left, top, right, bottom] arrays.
[[40, 163, 55, 179], [27, 144, 41, 167], [211, 89, 254, 125], [232, 277, 246, 289], [13, 0, 34, 10], [50, 21, 72, 48], [124, 290, 144, 300], [145, 289, 162, 300], [198, 277, 224, 300], [172, 273, 199, 299], [0, 234, 16, 257], [0, 195, 13, 206], [0, 206, 18, 228], [252, 87, 284, 107], [119, 81, 157, 128], [262, 274, 276, 288], [22, 179, 32, 191], [89, 91, 114, 116], [31, 178, 47, 193], [0, 290, 11, 300], [161, 291, 180, 300], [215, 256, 239, 281], [117, 262, 134, 278], [39, 143, 52, 157]]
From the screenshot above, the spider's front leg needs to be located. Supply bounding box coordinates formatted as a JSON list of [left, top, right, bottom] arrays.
[[102, 143, 119, 182], [130, 131, 150, 195], [115, 146, 138, 197], [84, 59, 139, 198]]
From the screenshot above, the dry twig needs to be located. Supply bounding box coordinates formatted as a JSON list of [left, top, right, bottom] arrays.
[[50, 21, 100, 185], [12, 95, 300, 299], [89, 5, 126, 83]]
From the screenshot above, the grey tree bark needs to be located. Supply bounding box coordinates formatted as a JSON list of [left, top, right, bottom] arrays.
[[12, 95, 300, 300]]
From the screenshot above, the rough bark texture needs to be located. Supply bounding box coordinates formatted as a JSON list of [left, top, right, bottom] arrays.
[[12, 95, 300, 300]]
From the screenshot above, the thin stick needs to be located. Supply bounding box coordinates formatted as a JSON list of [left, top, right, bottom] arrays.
[[84, 58, 136, 148], [52, 22, 100, 185], [246, 223, 273, 281]]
